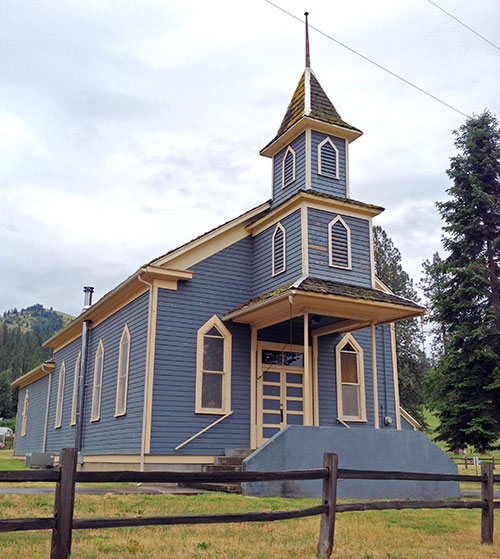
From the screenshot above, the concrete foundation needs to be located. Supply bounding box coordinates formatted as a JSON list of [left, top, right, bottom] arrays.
[[242, 426, 459, 499]]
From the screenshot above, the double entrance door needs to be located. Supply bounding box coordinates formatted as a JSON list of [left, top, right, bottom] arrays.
[[256, 342, 308, 446]]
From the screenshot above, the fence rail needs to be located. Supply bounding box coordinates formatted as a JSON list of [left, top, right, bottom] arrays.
[[0, 448, 498, 559]]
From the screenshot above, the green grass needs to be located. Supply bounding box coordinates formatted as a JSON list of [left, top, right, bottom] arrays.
[[0, 450, 28, 470], [0, 492, 498, 559]]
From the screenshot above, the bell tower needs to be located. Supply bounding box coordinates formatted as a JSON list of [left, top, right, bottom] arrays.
[[260, 13, 362, 208]]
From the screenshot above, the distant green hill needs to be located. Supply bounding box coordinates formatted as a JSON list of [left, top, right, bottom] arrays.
[[0, 304, 74, 420]]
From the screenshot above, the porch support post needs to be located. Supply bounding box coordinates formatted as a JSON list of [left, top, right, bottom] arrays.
[[303, 312, 312, 425], [250, 326, 258, 449], [371, 323, 380, 429]]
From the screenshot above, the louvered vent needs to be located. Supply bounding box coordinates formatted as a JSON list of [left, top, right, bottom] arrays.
[[329, 218, 350, 268], [272, 223, 286, 275], [319, 138, 338, 179], [282, 148, 295, 187]]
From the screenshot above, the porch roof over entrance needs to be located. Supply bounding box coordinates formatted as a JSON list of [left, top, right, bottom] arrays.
[[223, 277, 425, 331]]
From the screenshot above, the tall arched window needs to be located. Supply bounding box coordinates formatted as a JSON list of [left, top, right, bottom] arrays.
[[196, 315, 232, 414], [115, 324, 131, 416], [281, 146, 296, 188], [21, 390, 29, 437], [272, 222, 286, 276], [70, 352, 81, 426], [328, 215, 351, 269], [91, 340, 104, 422], [318, 137, 339, 179], [336, 334, 366, 422], [54, 362, 66, 428]]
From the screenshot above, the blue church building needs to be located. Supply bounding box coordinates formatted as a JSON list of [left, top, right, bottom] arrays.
[[13, 41, 435, 484]]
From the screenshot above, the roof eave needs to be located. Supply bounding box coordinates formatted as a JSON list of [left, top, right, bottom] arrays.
[[260, 116, 362, 159], [12, 361, 55, 388]]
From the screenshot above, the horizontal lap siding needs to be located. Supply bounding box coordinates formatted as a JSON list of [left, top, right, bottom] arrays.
[[13, 376, 49, 456], [308, 207, 372, 287], [377, 324, 397, 427], [151, 237, 253, 455], [80, 293, 148, 455], [310, 131, 347, 197], [253, 209, 302, 297], [317, 329, 375, 428], [272, 133, 306, 207], [45, 337, 82, 452]]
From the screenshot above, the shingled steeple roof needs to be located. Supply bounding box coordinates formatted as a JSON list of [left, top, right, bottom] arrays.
[[260, 13, 361, 157]]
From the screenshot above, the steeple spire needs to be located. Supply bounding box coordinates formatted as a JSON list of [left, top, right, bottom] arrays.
[[305, 12, 310, 68]]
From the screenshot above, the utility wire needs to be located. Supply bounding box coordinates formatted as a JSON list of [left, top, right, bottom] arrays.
[[265, 0, 469, 118], [425, 0, 500, 53]]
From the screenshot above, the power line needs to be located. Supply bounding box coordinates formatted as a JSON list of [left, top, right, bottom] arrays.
[[265, 0, 469, 118], [425, 0, 500, 53]]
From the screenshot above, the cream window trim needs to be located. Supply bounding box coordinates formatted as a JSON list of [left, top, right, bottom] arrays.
[[70, 352, 81, 426], [90, 340, 104, 422], [336, 333, 367, 422], [115, 324, 131, 417], [281, 146, 296, 188], [328, 215, 352, 270], [271, 222, 286, 276], [21, 390, 29, 437], [318, 136, 339, 179], [54, 362, 66, 429], [195, 315, 232, 415]]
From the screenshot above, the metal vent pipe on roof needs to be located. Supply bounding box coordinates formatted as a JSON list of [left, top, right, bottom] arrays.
[[82, 286, 94, 312]]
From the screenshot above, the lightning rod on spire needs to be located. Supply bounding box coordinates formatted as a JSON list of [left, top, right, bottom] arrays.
[[305, 12, 310, 68]]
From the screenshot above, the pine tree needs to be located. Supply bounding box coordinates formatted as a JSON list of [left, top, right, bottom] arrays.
[[430, 111, 500, 452], [373, 226, 428, 424]]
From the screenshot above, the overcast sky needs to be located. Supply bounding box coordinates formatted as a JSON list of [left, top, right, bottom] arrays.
[[1, 0, 499, 317]]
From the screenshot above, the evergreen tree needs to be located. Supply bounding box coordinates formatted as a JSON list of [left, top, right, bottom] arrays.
[[429, 111, 500, 452], [373, 226, 428, 424]]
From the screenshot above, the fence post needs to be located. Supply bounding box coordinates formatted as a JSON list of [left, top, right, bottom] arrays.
[[492, 455, 495, 471], [317, 453, 338, 559], [481, 461, 494, 544], [51, 448, 78, 559]]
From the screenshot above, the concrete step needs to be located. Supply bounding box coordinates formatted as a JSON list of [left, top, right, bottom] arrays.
[[224, 448, 253, 459], [214, 456, 245, 466]]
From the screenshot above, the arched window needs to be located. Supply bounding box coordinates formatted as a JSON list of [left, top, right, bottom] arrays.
[[318, 137, 339, 179], [54, 362, 66, 429], [21, 390, 29, 437], [91, 340, 104, 422], [272, 222, 286, 276], [336, 334, 366, 421], [196, 315, 232, 414], [115, 324, 131, 416], [70, 352, 81, 426], [328, 215, 351, 269], [281, 146, 296, 188]]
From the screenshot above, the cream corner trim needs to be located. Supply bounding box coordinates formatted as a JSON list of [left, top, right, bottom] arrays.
[[54, 362, 65, 429]]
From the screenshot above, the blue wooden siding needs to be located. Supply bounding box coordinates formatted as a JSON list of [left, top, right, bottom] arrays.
[[150, 237, 254, 455], [376, 324, 397, 424], [272, 133, 306, 207], [43, 293, 149, 456], [13, 376, 49, 456], [80, 293, 148, 455], [401, 416, 415, 430], [316, 327, 396, 429], [308, 207, 372, 287], [45, 337, 82, 453], [310, 131, 347, 197], [253, 209, 302, 297]]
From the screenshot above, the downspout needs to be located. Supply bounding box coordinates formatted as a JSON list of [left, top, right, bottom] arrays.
[[75, 287, 94, 452], [138, 271, 153, 472]]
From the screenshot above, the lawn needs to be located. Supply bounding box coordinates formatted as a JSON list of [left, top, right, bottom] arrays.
[[0, 492, 499, 559]]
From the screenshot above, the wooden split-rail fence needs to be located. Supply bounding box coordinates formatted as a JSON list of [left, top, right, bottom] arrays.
[[0, 448, 498, 559]]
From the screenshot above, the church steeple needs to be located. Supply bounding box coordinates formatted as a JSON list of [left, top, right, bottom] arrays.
[[261, 13, 362, 206]]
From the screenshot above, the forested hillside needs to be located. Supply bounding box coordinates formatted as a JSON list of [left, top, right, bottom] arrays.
[[0, 304, 73, 419]]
